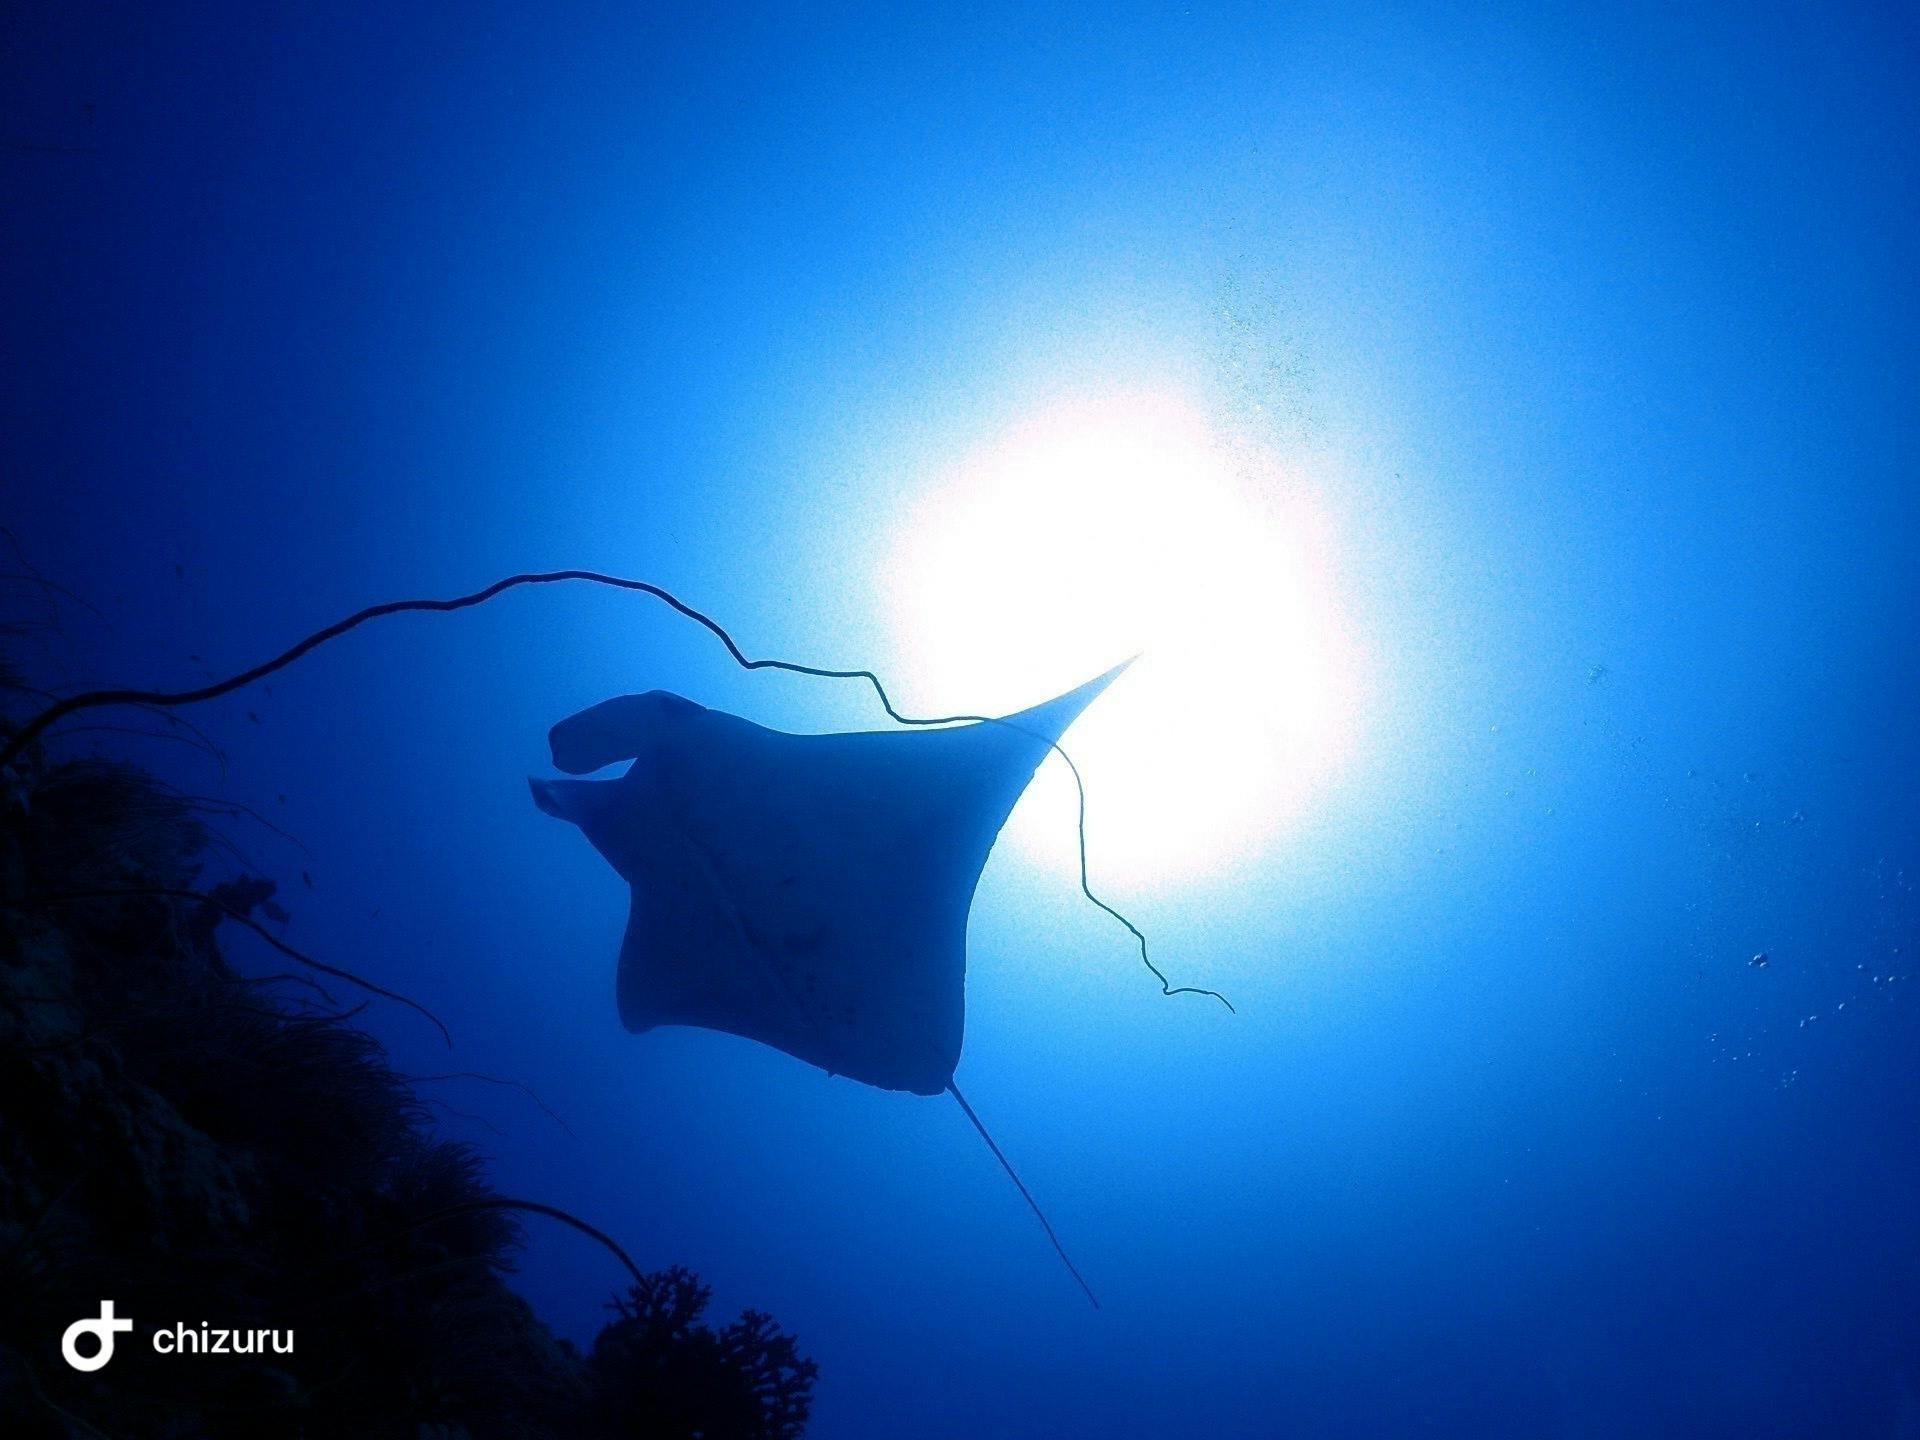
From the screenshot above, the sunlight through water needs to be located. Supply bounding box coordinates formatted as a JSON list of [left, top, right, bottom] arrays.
[[883, 389, 1363, 882]]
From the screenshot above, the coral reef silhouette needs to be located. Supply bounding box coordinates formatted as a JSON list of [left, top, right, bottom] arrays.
[[0, 669, 817, 1437]]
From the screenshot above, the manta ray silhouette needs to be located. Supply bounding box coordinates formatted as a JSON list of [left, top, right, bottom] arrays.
[[531, 664, 1129, 1303]]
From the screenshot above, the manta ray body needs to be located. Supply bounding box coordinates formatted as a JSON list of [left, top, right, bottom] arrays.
[[529, 663, 1125, 1097], [531, 665, 1127, 1304]]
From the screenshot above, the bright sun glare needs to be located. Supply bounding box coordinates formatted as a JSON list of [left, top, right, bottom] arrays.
[[885, 390, 1361, 882]]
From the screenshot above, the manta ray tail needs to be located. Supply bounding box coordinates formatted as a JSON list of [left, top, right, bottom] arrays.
[[946, 1081, 1100, 1310]]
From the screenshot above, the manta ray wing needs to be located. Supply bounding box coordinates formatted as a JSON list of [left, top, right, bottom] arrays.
[[531, 663, 1127, 1095]]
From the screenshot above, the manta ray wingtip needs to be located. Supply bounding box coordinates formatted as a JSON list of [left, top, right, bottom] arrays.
[[999, 656, 1134, 742], [1077, 655, 1136, 701]]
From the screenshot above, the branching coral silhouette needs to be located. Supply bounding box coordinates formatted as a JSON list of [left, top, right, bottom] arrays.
[[588, 1267, 819, 1440]]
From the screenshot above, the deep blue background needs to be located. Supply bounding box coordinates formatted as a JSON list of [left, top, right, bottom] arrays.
[[6, 4, 1918, 1435]]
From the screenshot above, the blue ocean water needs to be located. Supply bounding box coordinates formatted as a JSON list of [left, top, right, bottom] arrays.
[[5, 3, 1916, 1435]]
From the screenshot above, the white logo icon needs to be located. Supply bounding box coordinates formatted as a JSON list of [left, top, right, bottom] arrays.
[[62, 1301, 134, 1372]]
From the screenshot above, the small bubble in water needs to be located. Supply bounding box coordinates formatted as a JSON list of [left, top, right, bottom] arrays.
[[1749, 952, 1770, 969]]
